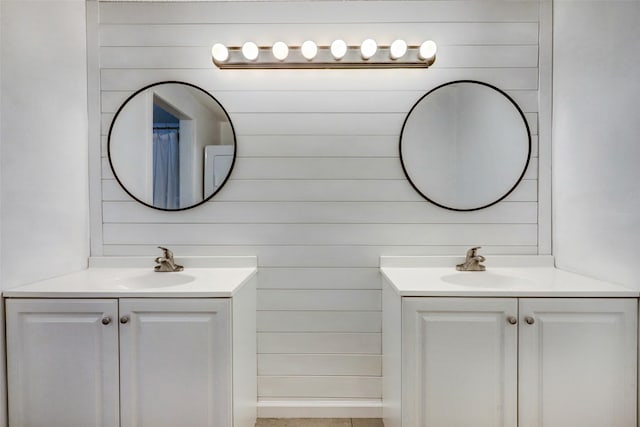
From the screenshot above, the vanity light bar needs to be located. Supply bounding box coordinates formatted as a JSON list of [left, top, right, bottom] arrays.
[[211, 40, 437, 69]]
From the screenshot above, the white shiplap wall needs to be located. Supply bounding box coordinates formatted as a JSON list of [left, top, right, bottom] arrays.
[[91, 0, 546, 416]]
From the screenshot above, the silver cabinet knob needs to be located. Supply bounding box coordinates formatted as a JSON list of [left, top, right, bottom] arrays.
[[120, 315, 130, 324], [101, 316, 112, 325], [525, 316, 535, 325], [506, 316, 517, 325]]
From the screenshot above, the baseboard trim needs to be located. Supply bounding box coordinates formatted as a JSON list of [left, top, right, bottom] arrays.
[[257, 399, 382, 418]]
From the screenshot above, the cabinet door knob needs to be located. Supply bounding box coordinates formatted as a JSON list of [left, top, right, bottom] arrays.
[[525, 316, 535, 325], [506, 316, 517, 325], [120, 315, 130, 324], [101, 316, 112, 325]]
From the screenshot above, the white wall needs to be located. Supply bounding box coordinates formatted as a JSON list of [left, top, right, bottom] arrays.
[[93, 0, 546, 415], [0, 2, 4, 425], [0, 0, 3, 286], [0, 0, 89, 290], [553, 1, 640, 290]]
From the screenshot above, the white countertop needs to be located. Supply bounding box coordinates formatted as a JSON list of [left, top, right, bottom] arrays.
[[380, 256, 638, 297], [3, 256, 257, 298]]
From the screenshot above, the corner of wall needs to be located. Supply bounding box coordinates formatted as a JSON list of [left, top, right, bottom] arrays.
[[552, 0, 640, 291], [0, 0, 90, 290]]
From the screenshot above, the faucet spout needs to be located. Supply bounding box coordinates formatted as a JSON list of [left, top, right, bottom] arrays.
[[154, 246, 184, 272], [456, 246, 486, 271]]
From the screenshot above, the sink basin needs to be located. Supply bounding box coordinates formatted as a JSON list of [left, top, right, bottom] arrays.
[[110, 271, 196, 289], [440, 271, 532, 288]]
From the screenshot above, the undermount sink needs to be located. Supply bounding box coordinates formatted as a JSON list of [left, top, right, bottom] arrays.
[[440, 271, 533, 288], [110, 271, 196, 289]]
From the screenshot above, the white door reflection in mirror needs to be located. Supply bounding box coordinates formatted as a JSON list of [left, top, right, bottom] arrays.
[[400, 80, 531, 211], [204, 145, 234, 198], [108, 81, 236, 211]]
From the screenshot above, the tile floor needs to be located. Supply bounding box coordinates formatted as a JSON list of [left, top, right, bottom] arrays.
[[255, 419, 383, 427]]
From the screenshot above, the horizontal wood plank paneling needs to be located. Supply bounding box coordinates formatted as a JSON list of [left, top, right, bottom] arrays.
[[100, 111, 538, 136], [103, 157, 409, 180], [257, 290, 381, 311], [95, 0, 544, 404], [233, 157, 537, 180], [102, 244, 539, 264], [102, 179, 538, 202], [258, 376, 381, 398], [101, 133, 540, 160], [99, 1, 539, 24], [100, 68, 540, 91], [233, 112, 535, 137], [101, 90, 540, 114], [258, 268, 382, 290], [102, 201, 539, 224], [258, 333, 381, 354], [102, 223, 538, 246], [258, 354, 382, 376], [100, 22, 539, 47], [101, 156, 539, 181], [257, 311, 381, 332]]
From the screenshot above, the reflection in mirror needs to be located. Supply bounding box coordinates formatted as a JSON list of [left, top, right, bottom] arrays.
[[400, 80, 531, 211], [108, 81, 235, 211]]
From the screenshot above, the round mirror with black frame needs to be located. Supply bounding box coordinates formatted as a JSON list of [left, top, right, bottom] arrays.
[[399, 80, 531, 211], [108, 81, 236, 211]]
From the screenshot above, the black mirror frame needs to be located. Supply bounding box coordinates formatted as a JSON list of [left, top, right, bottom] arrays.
[[399, 79, 532, 212], [107, 81, 237, 211]]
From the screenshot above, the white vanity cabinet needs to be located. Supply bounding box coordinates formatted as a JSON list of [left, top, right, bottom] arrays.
[[119, 298, 232, 427], [518, 298, 637, 427], [3, 257, 257, 427], [6, 297, 245, 427], [6, 299, 120, 427], [387, 293, 638, 427], [401, 298, 518, 427]]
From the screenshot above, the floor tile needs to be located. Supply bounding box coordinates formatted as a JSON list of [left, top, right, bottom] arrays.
[[352, 419, 384, 427], [255, 418, 352, 427]]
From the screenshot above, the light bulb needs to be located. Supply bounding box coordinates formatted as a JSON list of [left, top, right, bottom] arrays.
[[211, 43, 229, 62], [389, 39, 407, 60], [242, 41, 259, 61], [360, 39, 377, 60], [419, 40, 437, 61], [330, 39, 348, 60], [301, 40, 318, 60], [272, 41, 289, 61]]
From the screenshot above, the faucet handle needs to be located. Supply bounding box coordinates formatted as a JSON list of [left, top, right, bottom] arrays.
[[466, 246, 482, 257], [157, 246, 173, 258]]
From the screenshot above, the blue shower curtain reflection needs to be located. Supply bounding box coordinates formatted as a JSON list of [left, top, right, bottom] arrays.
[[153, 129, 180, 209]]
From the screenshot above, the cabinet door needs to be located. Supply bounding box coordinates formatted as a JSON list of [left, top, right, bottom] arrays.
[[402, 297, 518, 427], [6, 299, 119, 427], [519, 298, 637, 427], [119, 298, 232, 427]]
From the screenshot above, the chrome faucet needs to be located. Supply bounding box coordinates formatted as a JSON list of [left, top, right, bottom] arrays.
[[456, 246, 486, 271], [154, 246, 184, 272]]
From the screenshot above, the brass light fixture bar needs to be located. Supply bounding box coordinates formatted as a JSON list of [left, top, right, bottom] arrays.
[[211, 39, 437, 69]]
